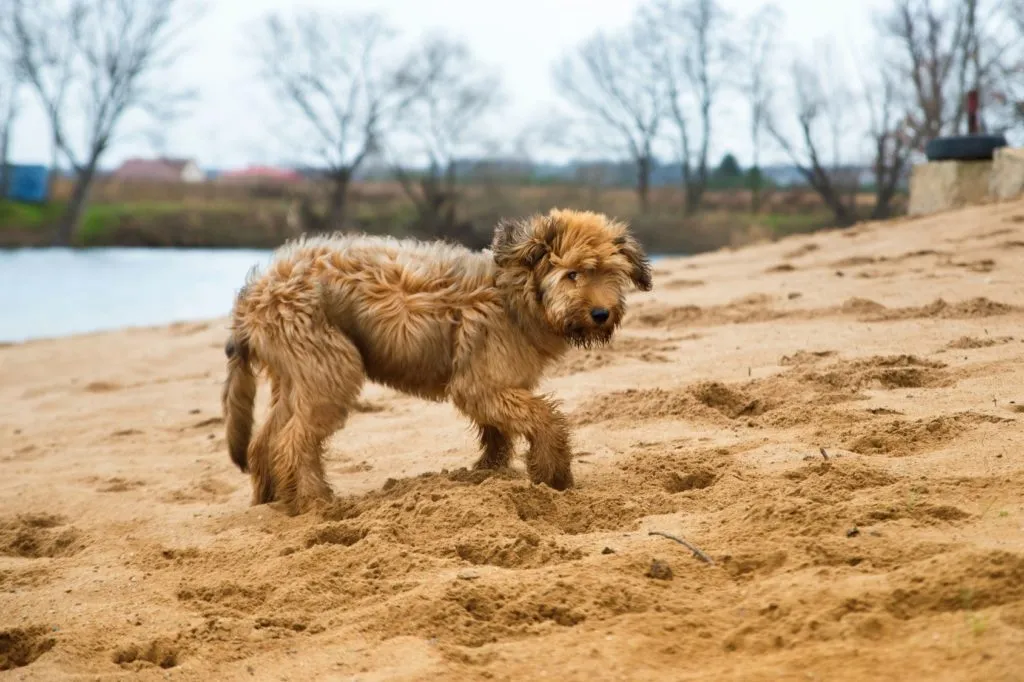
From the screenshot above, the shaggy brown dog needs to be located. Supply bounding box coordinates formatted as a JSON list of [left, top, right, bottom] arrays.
[[221, 208, 652, 514]]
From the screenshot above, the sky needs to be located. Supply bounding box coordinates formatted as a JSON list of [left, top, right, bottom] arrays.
[[9, 0, 895, 172]]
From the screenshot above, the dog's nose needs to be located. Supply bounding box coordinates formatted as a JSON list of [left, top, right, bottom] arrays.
[[590, 308, 610, 325]]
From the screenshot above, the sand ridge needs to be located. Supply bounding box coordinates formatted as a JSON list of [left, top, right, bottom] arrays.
[[3, 198, 1024, 680]]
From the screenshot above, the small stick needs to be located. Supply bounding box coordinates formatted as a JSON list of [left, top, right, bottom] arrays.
[[648, 531, 715, 565], [819, 447, 830, 461]]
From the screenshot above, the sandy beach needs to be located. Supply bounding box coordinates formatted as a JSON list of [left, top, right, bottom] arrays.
[[3, 199, 1024, 681]]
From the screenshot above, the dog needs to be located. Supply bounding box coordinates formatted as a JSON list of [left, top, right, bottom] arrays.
[[220, 208, 653, 514]]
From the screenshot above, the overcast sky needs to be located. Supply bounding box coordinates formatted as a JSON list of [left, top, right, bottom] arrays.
[[10, 0, 894, 171]]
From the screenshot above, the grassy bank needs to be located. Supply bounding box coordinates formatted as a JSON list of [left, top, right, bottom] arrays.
[[0, 180, 904, 252]]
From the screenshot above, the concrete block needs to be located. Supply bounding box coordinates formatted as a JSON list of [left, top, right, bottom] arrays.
[[907, 159, 993, 217], [989, 146, 1024, 201]]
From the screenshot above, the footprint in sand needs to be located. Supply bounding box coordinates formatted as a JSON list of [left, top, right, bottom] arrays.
[[943, 335, 1015, 350], [837, 412, 1010, 457], [167, 321, 211, 336], [112, 638, 180, 670], [838, 297, 1018, 322], [94, 477, 146, 493], [0, 625, 57, 671], [782, 243, 820, 259], [551, 336, 678, 377], [662, 278, 706, 290], [0, 513, 85, 559], [663, 467, 717, 493], [82, 381, 122, 393], [162, 478, 236, 505]]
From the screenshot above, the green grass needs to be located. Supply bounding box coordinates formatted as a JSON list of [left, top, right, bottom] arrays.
[[755, 210, 835, 237], [1, 199, 276, 241], [78, 202, 199, 241], [0, 199, 65, 228]]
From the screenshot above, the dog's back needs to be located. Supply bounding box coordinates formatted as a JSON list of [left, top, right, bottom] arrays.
[[241, 233, 503, 401]]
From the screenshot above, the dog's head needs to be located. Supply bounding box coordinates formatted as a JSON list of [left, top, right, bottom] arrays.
[[491, 208, 652, 348]]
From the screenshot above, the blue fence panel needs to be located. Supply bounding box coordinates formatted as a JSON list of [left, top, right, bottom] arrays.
[[6, 165, 51, 203]]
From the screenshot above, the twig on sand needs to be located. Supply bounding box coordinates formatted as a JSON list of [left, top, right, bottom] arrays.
[[648, 531, 715, 565], [819, 447, 830, 461]]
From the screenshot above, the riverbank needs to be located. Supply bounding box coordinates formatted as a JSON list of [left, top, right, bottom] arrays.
[[0, 182, 870, 253], [3, 197, 1023, 680]]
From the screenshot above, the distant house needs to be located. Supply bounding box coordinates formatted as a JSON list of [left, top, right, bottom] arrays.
[[112, 157, 205, 183], [217, 165, 303, 183]]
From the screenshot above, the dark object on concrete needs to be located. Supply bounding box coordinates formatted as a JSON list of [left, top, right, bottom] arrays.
[[925, 134, 1008, 162], [967, 89, 979, 134]]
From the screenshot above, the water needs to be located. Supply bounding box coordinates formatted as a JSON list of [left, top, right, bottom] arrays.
[[0, 247, 274, 343], [0, 247, 673, 344]]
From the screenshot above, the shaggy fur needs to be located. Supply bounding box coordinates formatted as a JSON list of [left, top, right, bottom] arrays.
[[221, 208, 653, 514]]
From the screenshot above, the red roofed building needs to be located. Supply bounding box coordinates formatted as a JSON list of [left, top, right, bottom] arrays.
[[218, 165, 303, 183], [112, 157, 205, 183]]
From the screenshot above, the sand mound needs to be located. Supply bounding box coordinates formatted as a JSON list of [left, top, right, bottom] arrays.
[[4, 198, 1024, 680]]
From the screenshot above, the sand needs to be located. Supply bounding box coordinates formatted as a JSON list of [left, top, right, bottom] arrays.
[[4, 200, 1024, 681]]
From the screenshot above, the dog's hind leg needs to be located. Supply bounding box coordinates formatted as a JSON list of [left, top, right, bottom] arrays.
[[455, 389, 573, 490], [246, 372, 291, 505], [270, 327, 365, 515], [473, 424, 514, 471]]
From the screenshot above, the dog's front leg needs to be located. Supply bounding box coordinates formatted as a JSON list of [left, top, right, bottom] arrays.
[[522, 396, 574, 491], [455, 389, 573, 491], [474, 424, 514, 470]]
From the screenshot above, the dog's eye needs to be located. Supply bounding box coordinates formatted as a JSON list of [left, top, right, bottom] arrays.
[[566, 271, 578, 282]]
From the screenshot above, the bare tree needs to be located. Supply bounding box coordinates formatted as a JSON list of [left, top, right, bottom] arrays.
[[767, 51, 859, 226], [740, 3, 783, 213], [1011, 0, 1024, 127], [0, 6, 21, 199], [552, 21, 667, 213], [641, 0, 735, 215], [879, 0, 964, 146], [385, 36, 503, 246], [880, 0, 1024, 146], [251, 10, 419, 233], [12, 0, 198, 245], [863, 70, 913, 220], [8, 2, 77, 200], [1012, 0, 1024, 32]]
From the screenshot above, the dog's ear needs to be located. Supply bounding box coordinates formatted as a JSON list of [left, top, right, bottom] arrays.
[[492, 216, 553, 271], [614, 233, 653, 291]]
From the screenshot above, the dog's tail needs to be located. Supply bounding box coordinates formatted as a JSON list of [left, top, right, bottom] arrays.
[[221, 331, 256, 473]]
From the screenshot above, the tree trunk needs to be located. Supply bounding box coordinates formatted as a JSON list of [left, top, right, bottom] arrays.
[[55, 160, 99, 247], [750, 144, 762, 213], [685, 182, 704, 216], [871, 169, 901, 220], [49, 134, 60, 203], [692, 101, 711, 216], [822, 190, 855, 226], [0, 93, 15, 200], [750, 168, 762, 214], [441, 161, 457, 233], [636, 155, 651, 214], [683, 157, 706, 215], [871, 190, 894, 220], [802, 170, 855, 227], [0, 122, 10, 201], [324, 169, 352, 232]]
